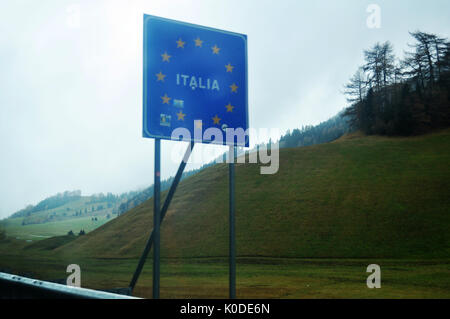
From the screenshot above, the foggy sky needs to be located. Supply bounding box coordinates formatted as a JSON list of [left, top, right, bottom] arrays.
[[1, 0, 449, 218]]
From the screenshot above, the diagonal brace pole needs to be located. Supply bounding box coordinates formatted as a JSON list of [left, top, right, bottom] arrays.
[[128, 141, 195, 293]]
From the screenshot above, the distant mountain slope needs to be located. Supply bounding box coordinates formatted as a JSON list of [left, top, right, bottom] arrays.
[[0, 192, 138, 240], [279, 112, 351, 148], [4, 190, 141, 226], [116, 165, 210, 216], [56, 129, 450, 259], [10, 191, 83, 219]]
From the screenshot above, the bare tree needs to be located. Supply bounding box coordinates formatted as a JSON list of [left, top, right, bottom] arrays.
[[344, 67, 367, 104], [432, 35, 449, 81], [409, 31, 436, 86], [363, 42, 396, 90], [402, 45, 426, 93]]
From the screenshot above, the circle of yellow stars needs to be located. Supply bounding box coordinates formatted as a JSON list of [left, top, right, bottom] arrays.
[[157, 37, 240, 125]]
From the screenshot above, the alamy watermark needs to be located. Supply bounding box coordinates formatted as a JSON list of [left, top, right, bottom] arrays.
[[366, 264, 381, 288], [366, 4, 381, 29], [66, 264, 81, 287], [169, 123, 280, 175]]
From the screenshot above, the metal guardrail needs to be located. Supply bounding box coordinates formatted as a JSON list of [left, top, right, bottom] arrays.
[[0, 272, 140, 299]]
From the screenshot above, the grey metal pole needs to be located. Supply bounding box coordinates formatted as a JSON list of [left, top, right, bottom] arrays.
[[229, 145, 236, 299], [153, 138, 161, 299], [129, 142, 194, 293]]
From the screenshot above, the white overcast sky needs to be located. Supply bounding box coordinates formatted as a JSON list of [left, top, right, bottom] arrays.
[[0, 0, 449, 218]]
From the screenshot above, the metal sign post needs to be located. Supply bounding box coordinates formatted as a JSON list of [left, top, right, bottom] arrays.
[[153, 138, 161, 299], [129, 142, 195, 294], [229, 145, 236, 299]]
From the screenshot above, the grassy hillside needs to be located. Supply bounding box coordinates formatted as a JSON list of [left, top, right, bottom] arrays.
[[0, 216, 113, 241], [55, 129, 450, 260], [0, 195, 120, 240]]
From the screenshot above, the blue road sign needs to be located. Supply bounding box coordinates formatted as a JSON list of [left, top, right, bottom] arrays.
[[143, 15, 248, 146]]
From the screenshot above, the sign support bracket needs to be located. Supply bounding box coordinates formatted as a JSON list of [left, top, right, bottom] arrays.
[[128, 141, 195, 295]]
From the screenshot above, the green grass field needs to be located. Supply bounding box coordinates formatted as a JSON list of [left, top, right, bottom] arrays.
[[0, 245, 448, 298], [1, 129, 449, 298]]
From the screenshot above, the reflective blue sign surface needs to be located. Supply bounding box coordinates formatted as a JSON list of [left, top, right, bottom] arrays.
[[143, 14, 248, 146]]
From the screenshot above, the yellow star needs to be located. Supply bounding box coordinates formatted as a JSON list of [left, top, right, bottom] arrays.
[[161, 94, 171, 104], [230, 83, 238, 93], [225, 103, 234, 112], [194, 37, 203, 47], [177, 110, 186, 121], [225, 63, 234, 73], [176, 38, 186, 48], [212, 115, 221, 125], [195, 121, 203, 129], [155, 71, 166, 82], [212, 45, 220, 54], [161, 52, 171, 62]]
